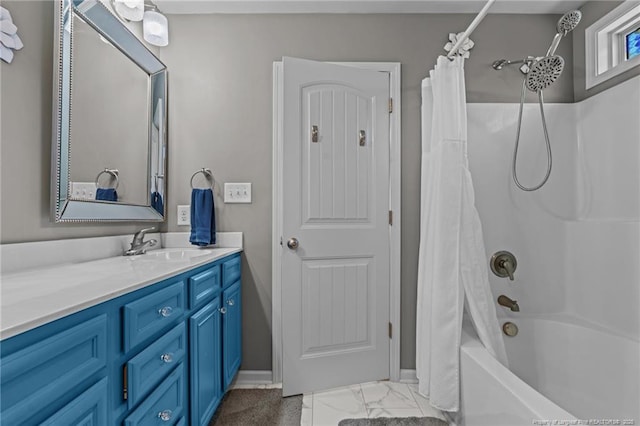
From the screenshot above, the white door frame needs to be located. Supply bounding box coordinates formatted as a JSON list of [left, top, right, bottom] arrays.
[[272, 61, 402, 385]]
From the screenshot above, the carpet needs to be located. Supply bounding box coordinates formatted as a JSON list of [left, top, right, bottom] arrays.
[[210, 388, 302, 426], [338, 417, 449, 426]]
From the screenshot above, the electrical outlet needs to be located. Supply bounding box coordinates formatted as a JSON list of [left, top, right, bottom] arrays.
[[70, 182, 97, 200], [177, 205, 190, 225], [224, 183, 252, 203]]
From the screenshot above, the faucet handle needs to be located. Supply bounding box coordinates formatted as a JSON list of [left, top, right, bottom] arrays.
[[132, 227, 156, 245], [136, 226, 156, 235], [490, 251, 517, 281]]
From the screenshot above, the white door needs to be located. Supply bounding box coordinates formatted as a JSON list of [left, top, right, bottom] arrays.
[[281, 57, 390, 396]]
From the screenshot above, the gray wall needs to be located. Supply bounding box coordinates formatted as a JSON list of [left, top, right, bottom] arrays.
[[158, 13, 572, 370], [573, 1, 639, 101]]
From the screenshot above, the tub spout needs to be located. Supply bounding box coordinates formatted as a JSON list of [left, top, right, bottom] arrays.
[[498, 295, 520, 312]]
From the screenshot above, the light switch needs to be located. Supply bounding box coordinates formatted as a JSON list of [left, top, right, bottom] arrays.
[[224, 183, 252, 203]]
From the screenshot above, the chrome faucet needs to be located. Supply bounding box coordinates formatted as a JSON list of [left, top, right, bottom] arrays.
[[497, 295, 520, 312], [124, 227, 158, 256]]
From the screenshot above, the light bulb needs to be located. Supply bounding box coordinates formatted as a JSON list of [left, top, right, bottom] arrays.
[[143, 10, 168, 47], [113, 0, 143, 22]]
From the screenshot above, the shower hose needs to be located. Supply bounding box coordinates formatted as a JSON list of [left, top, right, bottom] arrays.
[[512, 77, 553, 192]]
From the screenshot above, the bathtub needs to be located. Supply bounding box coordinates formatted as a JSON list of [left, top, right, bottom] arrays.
[[458, 317, 640, 426]]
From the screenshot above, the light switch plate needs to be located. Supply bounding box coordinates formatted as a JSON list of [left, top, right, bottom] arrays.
[[70, 182, 97, 200], [224, 183, 252, 203]]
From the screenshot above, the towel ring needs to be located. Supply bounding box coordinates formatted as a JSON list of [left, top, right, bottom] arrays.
[[95, 168, 119, 190], [190, 168, 215, 189]]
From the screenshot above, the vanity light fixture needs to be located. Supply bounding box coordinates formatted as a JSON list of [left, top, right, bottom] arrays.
[[113, 0, 144, 22], [111, 0, 169, 47], [143, 5, 169, 47]]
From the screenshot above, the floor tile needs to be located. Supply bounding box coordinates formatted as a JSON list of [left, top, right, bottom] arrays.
[[408, 384, 447, 420], [312, 385, 367, 426], [360, 381, 418, 409], [300, 395, 313, 426], [368, 408, 424, 418]]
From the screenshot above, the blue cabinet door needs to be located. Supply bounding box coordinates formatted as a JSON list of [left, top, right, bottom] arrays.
[[222, 280, 242, 389], [189, 298, 223, 426]]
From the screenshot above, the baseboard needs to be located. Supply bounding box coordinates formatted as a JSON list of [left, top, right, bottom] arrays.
[[399, 369, 418, 383], [230, 370, 281, 389]]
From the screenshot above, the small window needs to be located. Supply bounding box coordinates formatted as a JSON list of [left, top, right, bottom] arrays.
[[585, 1, 640, 89], [626, 26, 640, 60]]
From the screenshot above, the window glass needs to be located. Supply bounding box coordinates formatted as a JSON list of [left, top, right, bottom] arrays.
[[626, 26, 640, 60]]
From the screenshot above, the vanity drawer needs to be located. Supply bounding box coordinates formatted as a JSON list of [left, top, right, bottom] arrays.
[[126, 323, 187, 408], [123, 281, 185, 352], [123, 363, 186, 426], [40, 378, 108, 426], [189, 266, 221, 309], [0, 315, 107, 425], [222, 256, 241, 288]]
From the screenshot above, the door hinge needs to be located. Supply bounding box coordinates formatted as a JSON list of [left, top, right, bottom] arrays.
[[388, 210, 393, 226], [123, 364, 128, 401], [389, 98, 393, 113], [388, 322, 393, 339]]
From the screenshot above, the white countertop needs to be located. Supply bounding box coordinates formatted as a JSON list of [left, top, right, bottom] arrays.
[[0, 233, 243, 340]]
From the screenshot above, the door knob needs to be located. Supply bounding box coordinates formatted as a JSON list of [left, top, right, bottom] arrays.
[[287, 238, 299, 250]]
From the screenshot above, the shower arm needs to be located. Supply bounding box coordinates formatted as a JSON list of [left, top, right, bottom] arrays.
[[492, 56, 536, 71]]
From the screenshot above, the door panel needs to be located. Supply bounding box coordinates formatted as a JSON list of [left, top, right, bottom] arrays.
[[281, 57, 390, 396], [301, 258, 373, 356]]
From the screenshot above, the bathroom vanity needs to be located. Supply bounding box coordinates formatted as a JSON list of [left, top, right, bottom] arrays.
[[0, 246, 242, 426]]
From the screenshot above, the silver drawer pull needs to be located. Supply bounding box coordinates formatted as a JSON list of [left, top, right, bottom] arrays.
[[158, 409, 172, 421], [158, 306, 173, 317], [219, 307, 227, 314], [160, 353, 173, 363], [226, 299, 235, 306]]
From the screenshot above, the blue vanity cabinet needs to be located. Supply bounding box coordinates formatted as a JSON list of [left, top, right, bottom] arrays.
[[222, 280, 242, 389], [0, 314, 108, 425], [0, 251, 242, 426], [189, 297, 223, 426]]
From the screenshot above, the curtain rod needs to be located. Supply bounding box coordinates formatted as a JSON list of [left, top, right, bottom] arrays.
[[446, 0, 496, 59]]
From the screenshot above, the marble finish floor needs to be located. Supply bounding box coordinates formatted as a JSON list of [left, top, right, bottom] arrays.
[[301, 382, 447, 426]]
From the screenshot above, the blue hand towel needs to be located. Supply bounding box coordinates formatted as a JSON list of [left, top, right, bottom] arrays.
[[151, 191, 164, 214], [96, 188, 118, 201], [189, 188, 216, 246]]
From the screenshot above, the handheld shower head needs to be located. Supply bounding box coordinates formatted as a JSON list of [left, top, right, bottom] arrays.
[[557, 10, 582, 35], [546, 10, 582, 56]]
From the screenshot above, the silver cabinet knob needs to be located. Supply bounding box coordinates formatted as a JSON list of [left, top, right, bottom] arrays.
[[219, 307, 227, 314], [157, 409, 172, 421], [287, 238, 299, 250], [160, 353, 173, 363], [158, 306, 173, 317]]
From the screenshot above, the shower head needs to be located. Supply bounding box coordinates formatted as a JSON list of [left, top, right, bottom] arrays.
[[557, 10, 582, 35], [546, 10, 582, 56], [525, 55, 565, 92]]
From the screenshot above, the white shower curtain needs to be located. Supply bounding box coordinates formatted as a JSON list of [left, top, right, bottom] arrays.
[[416, 56, 508, 413]]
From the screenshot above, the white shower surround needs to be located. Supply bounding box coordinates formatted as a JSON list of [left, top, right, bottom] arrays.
[[457, 76, 639, 424]]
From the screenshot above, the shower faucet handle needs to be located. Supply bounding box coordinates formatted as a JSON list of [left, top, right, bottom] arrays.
[[491, 251, 517, 281]]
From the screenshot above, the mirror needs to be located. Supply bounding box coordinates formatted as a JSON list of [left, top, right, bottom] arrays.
[[52, 0, 167, 222]]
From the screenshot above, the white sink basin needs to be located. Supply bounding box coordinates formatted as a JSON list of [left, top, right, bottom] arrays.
[[134, 248, 213, 261]]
